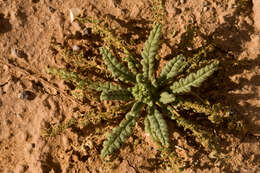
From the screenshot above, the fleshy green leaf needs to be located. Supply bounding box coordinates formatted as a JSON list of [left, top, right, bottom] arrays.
[[144, 116, 159, 142], [122, 55, 141, 74], [147, 106, 169, 146], [159, 92, 176, 104], [100, 47, 136, 83], [101, 89, 133, 101], [101, 102, 143, 159], [170, 61, 219, 94], [89, 81, 122, 91], [141, 24, 162, 80], [158, 54, 187, 86]]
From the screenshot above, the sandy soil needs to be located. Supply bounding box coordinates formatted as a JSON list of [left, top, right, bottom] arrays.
[[0, 0, 259, 172]]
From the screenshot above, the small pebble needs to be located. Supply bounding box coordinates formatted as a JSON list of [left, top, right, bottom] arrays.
[[180, 0, 186, 4], [72, 154, 79, 162], [173, 132, 181, 139], [203, 6, 209, 12], [231, 4, 237, 9], [167, 7, 181, 17], [245, 16, 253, 26], [72, 45, 80, 51], [62, 135, 69, 147], [134, 138, 141, 145], [166, 166, 172, 171], [49, 6, 56, 13], [69, 8, 81, 23], [3, 65, 9, 71], [130, 5, 140, 18], [11, 48, 28, 59], [16, 113, 24, 119], [202, 1, 209, 6], [18, 90, 36, 100], [108, 0, 117, 8], [82, 27, 91, 36], [85, 140, 94, 149], [171, 30, 177, 37]]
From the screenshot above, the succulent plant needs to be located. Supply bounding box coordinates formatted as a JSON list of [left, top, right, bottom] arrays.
[[88, 23, 219, 159]]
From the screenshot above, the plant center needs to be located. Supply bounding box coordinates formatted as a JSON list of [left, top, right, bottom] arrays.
[[132, 82, 154, 106]]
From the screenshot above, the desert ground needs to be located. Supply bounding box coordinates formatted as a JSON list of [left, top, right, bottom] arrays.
[[0, 0, 259, 172]]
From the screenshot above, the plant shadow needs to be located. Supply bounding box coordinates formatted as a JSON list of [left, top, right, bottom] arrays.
[[52, 2, 259, 171], [96, 3, 259, 172]]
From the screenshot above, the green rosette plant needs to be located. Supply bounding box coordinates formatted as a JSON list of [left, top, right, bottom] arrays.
[[90, 23, 220, 159]]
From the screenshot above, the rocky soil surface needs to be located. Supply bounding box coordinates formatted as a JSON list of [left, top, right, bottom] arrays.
[[0, 0, 259, 172]]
